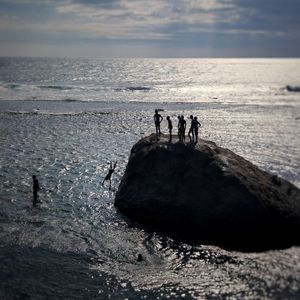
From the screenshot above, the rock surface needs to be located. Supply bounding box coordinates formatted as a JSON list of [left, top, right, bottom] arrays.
[[115, 134, 300, 250]]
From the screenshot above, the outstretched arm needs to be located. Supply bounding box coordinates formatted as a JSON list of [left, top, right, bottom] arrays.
[[113, 161, 117, 170]]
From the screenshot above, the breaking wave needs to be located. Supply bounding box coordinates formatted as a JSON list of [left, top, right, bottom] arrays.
[[1, 110, 113, 116], [114, 86, 152, 92], [0, 83, 78, 91], [1, 82, 152, 93], [38, 85, 75, 91]]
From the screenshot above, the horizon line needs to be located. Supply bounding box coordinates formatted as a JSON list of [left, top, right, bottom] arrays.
[[1, 55, 300, 60]]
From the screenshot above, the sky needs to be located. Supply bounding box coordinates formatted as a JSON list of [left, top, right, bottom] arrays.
[[0, 0, 299, 58]]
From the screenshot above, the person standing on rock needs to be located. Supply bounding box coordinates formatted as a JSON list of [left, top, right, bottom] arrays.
[[193, 117, 201, 144], [154, 109, 163, 139], [102, 161, 117, 191], [166, 116, 173, 142], [177, 115, 181, 139], [188, 115, 195, 143], [178, 115, 186, 142]]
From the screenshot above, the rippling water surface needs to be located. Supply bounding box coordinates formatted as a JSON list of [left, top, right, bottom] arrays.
[[0, 58, 300, 299]]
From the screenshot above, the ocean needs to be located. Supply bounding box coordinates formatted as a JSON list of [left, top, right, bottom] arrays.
[[0, 57, 300, 299]]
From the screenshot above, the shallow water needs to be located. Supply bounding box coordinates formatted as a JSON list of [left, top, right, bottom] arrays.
[[0, 58, 300, 299]]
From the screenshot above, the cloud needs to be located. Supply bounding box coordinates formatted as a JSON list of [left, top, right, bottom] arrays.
[[52, 0, 300, 40], [2, 0, 299, 40], [53, 0, 237, 40], [226, 0, 300, 31], [0, 0, 299, 57], [71, 0, 120, 8]]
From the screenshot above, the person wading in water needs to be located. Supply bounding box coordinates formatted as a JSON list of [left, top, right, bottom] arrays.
[[32, 175, 41, 204]]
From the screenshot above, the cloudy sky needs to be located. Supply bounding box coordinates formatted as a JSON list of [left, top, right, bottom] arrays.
[[0, 0, 299, 58]]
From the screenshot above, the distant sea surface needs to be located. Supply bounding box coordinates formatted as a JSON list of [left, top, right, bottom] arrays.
[[0, 58, 300, 299]]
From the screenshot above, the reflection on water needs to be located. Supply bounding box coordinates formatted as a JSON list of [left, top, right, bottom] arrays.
[[0, 100, 300, 298]]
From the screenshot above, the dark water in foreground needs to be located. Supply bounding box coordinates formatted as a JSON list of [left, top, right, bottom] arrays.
[[0, 245, 196, 299], [1, 100, 300, 299], [0, 58, 300, 299]]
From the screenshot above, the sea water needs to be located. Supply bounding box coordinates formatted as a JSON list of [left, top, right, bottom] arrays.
[[0, 58, 300, 299]]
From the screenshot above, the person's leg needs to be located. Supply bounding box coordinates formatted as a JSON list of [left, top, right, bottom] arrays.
[[33, 191, 38, 203], [155, 125, 159, 139], [102, 174, 109, 186]]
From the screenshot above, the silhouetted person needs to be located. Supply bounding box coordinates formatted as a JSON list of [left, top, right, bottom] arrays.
[[178, 115, 186, 142], [154, 109, 163, 139], [137, 253, 143, 262], [32, 175, 40, 204], [193, 117, 201, 143], [102, 161, 117, 190], [188, 115, 195, 143], [166, 116, 173, 142], [177, 115, 181, 139]]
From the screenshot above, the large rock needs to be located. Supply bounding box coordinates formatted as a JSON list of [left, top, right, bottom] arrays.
[[115, 134, 300, 250]]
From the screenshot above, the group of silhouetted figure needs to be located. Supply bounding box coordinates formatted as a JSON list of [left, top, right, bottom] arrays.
[[30, 110, 201, 205], [31, 161, 117, 205], [154, 109, 201, 143]]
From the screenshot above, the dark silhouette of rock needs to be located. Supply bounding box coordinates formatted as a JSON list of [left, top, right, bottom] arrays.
[[286, 85, 300, 92], [115, 134, 300, 251]]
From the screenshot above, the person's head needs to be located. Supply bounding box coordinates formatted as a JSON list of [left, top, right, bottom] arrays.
[[137, 254, 143, 262], [194, 117, 198, 120], [167, 116, 170, 120], [155, 109, 158, 114], [32, 175, 36, 180], [190, 115, 193, 119], [177, 115, 180, 119], [181, 115, 184, 119]]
